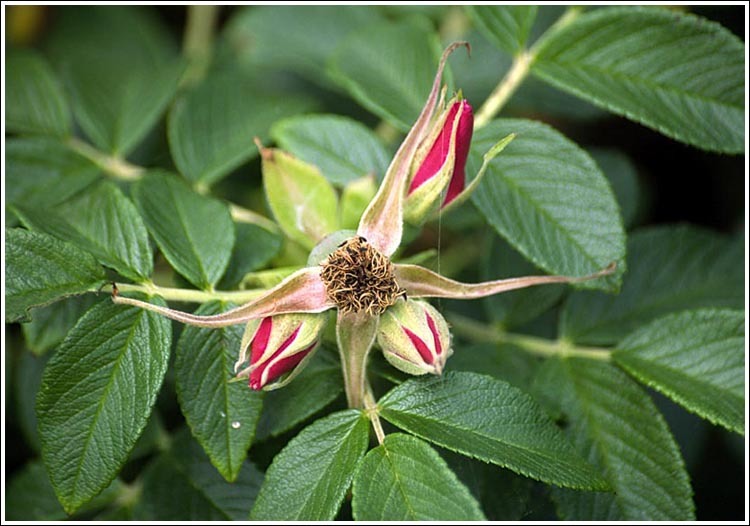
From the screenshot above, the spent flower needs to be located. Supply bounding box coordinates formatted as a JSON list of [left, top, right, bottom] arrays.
[[113, 41, 616, 405]]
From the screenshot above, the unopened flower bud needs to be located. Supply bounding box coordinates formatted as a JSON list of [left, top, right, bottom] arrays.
[[234, 313, 327, 390], [404, 97, 474, 224], [377, 299, 452, 376]]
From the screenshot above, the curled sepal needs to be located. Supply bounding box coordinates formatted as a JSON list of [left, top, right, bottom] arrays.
[[437, 132, 515, 216], [234, 313, 327, 390], [111, 267, 334, 327], [395, 261, 617, 299], [357, 41, 470, 257], [377, 299, 452, 376]]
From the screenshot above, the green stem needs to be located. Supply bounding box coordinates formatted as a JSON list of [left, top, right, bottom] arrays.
[[473, 50, 532, 129], [364, 383, 385, 445], [447, 313, 611, 361], [473, 6, 583, 129], [115, 281, 264, 304], [182, 5, 219, 86], [337, 312, 379, 409], [67, 137, 143, 181], [229, 203, 282, 234]]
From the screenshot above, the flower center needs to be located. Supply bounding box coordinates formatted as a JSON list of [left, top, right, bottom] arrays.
[[320, 236, 405, 316]]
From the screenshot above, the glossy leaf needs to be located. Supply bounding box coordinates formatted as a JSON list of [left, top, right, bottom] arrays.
[[352, 434, 485, 521], [219, 222, 283, 289], [15, 182, 153, 282], [6, 138, 100, 210], [614, 309, 744, 434], [175, 302, 263, 481], [271, 114, 391, 185], [168, 70, 316, 186], [133, 171, 234, 289], [533, 358, 694, 520], [5, 228, 106, 323], [468, 119, 626, 291], [134, 430, 262, 520], [561, 225, 744, 345], [224, 5, 383, 85], [255, 358, 343, 440], [250, 410, 369, 520], [328, 18, 446, 131], [6, 50, 71, 137], [37, 299, 171, 514], [466, 6, 538, 55], [379, 372, 609, 490], [533, 7, 745, 153]]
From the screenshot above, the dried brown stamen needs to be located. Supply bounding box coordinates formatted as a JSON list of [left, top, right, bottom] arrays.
[[320, 236, 405, 316]]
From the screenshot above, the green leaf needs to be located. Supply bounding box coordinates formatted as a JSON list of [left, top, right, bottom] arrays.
[[614, 308, 744, 434], [589, 148, 641, 229], [22, 295, 97, 355], [168, 70, 316, 186], [15, 182, 153, 282], [561, 225, 744, 345], [468, 119, 626, 291], [133, 171, 234, 289], [45, 6, 182, 155], [6, 138, 100, 211], [219, 222, 283, 289], [352, 434, 485, 521], [480, 235, 566, 329], [442, 450, 533, 521], [5, 228, 106, 323], [134, 429, 262, 520], [271, 114, 392, 185], [379, 371, 608, 490], [262, 149, 339, 250], [255, 356, 343, 440], [36, 298, 172, 514], [532, 358, 694, 520], [466, 6, 538, 55], [6, 50, 71, 137], [328, 18, 446, 131], [175, 301, 263, 481], [5, 461, 123, 520], [223, 6, 383, 85], [250, 410, 369, 520], [533, 7, 745, 153]]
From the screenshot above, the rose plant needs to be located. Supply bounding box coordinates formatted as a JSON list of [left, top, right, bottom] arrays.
[[4, 5, 745, 521]]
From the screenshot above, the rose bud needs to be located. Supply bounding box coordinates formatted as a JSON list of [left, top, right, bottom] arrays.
[[234, 313, 327, 390], [404, 97, 474, 224], [377, 299, 452, 376]]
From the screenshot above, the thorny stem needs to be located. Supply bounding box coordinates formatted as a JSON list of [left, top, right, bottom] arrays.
[[447, 313, 612, 361], [114, 281, 265, 304], [364, 383, 385, 445], [473, 6, 583, 129], [182, 5, 219, 86]]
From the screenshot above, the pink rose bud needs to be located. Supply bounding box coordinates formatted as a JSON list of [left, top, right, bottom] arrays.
[[404, 98, 474, 223], [377, 299, 452, 376], [234, 313, 327, 391]]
